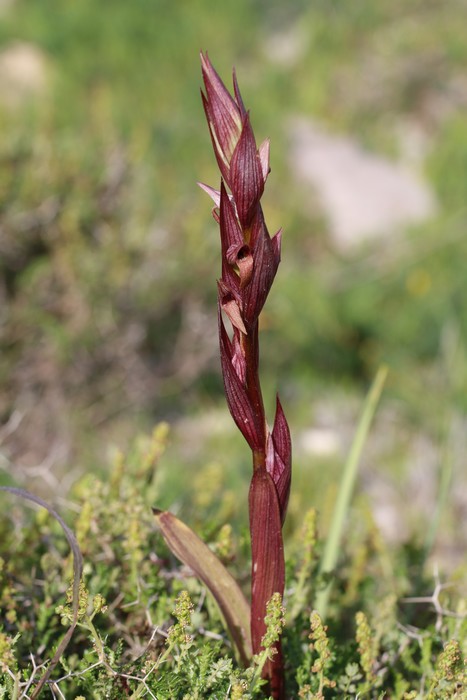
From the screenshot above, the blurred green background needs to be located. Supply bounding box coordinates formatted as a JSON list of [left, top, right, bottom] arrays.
[[1, 0, 466, 563]]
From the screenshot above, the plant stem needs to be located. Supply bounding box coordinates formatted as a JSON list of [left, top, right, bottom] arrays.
[[242, 321, 267, 469]]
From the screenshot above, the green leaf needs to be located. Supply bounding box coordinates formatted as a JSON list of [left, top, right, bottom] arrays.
[[153, 508, 252, 665]]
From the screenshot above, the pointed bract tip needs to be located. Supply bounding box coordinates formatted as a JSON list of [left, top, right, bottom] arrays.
[[232, 67, 247, 117], [258, 139, 271, 183], [198, 181, 221, 207]]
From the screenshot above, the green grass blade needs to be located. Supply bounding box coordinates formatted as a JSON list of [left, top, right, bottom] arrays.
[[423, 422, 454, 558], [314, 365, 388, 619]]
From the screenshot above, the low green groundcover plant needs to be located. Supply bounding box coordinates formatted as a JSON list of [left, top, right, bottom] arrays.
[[0, 427, 465, 698], [1, 55, 466, 699]]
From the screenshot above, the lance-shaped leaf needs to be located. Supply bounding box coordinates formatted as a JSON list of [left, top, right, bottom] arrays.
[[219, 313, 263, 450], [266, 396, 292, 524], [201, 52, 242, 186], [154, 508, 252, 665], [220, 182, 244, 289], [231, 113, 264, 229], [242, 211, 281, 326], [248, 469, 285, 654]]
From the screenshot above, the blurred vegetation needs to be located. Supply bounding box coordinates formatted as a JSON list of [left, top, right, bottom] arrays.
[[0, 0, 466, 629]]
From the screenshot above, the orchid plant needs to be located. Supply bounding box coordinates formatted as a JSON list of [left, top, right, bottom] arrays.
[[154, 53, 291, 699]]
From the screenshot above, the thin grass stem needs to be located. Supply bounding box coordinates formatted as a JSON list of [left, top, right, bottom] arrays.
[[315, 365, 388, 619]]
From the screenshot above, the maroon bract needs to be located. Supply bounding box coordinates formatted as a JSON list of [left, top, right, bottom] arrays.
[[200, 52, 291, 699]]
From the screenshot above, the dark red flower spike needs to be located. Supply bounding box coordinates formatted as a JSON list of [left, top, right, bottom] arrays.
[[200, 52, 291, 700]]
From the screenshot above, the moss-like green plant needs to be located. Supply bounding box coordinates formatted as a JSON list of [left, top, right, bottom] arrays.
[[427, 639, 466, 699], [355, 610, 377, 689], [296, 611, 336, 699]]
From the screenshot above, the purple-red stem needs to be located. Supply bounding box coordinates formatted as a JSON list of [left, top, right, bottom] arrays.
[[241, 321, 267, 471]]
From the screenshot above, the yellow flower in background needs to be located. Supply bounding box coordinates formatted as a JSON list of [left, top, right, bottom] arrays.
[[406, 268, 432, 298]]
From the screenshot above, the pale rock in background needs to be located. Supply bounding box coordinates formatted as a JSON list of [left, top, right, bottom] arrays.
[[0, 41, 49, 107], [288, 116, 437, 251]]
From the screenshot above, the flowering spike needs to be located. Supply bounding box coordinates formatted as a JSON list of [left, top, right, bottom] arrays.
[[201, 56, 290, 700]]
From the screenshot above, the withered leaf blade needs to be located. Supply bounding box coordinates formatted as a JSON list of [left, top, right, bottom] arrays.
[[153, 508, 252, 665]]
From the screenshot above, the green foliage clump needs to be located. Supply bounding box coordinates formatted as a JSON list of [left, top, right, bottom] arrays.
[[1, 423, 464, 698]]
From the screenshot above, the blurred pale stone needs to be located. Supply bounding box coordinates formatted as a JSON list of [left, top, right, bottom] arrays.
[[0, 42, 49, 106], [0, 0, 15, 15], [297, 427, 341, 457], [288, 116, 437, 251]]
